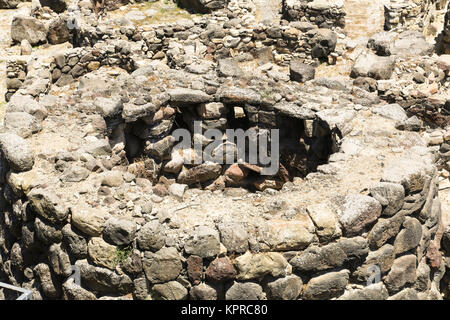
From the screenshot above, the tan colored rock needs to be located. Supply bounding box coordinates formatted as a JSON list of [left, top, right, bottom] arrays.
[[88, 237, 118, 270], [71, 204, 110, 236], [234, 252, 291, 280]]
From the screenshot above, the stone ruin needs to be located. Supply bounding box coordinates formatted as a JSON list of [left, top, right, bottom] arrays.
[[0, 0, 449, 300]]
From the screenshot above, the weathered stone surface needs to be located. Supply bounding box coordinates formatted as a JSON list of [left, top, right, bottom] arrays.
[[62, 225, 87, 259], [76, 260, 133, 294], [258, 218, 315, 251], [178, 0, 227, 13], [225, 282, 265, 300], [264, 275, 303, 300], [62, 278, 97, 300], [28, 188, 69, 223], [187, 255, 203, 284], [71, 204, 110, 236], [94, 97, 123, 118], [103, 217, 137, 246], [48, 17, 71, 45], [206, 256, 236, 282], [0, 132, 34, 172], [88, 237, 117, 270], [217, 222, 249, 253], [350, 53, 395, 80], [388, 288, 419, 300], [61, 166, 90, 183], [190, 283, 218, 300], [303, 270, 349, 300], [367, 214, 404, 250], [290, 59, 315, 83], [178, 162, 222, 185], [11, 15, 47, 45], [291, 237, 368, 272], [393, 217, 422, 255], [184, 225, 221, 258], [339, 194, 382, 236], [4, 112, 42, 138], [234, 252, 291, 280], [143, 247, 182, 284], [34, 263, 60, 299], [218, 87, 262, 105], [337, 283, 389, 300], [355, 244, 395, 282], [369, 182, 405, 216], [384, 255, 417, 293], [306, 203, 341, 241], [372, 104, 407, 123], [152, 281, 188, 300], [48, 243, 71, 277], [39, 0, 68, 13], [34, 216, 63, 245], [168, 88, 212, 104], [217, 59, 243, 77], [381, 158, 432, 193], [136, 220, 166, 252]]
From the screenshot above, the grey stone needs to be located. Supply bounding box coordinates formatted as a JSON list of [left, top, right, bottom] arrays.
[[151, 281, 188, 300], [48, 243, 71, 277], [290, 59, 315, 83], [4, 112, 42, 138], [372, 104, 407, 122], [11, 15, 47, 45], [0, 132, 34, 172], [369, 182, 405, 216], [217, 59, 243, 77], [136, 220, 165, 251], [367, 214, 404, 249], [94, 97, 123, 118], [384, 255, 417, 293], [350, 53, 395, 80], [339, 194, 382, 236], [76, 260, 133, 294], [28, 188, 69, 223], [184, 226, 221, 258], [103, 217, 137, 246], [218, 222, 249, 253], [303, 270, 349, 300], [168, 88, 212, 104], [265, 275, 303, 300], [190, 283, 218, 300], [393, 217, 422, 255], [337, 283, 389, 300], [62, 278, 96, 300], [226, 282, 265, 300], [143, 247, 182, 284]]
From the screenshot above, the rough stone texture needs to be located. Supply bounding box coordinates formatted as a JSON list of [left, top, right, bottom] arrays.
[[225, 282, 266, 300], [339, 194, 382, 236], [0, 132, 34, 172], [143, 247, 182, 284], [11, 15, 47, 45], [351, 54, 395, 80], [303, 270, 350, 300]]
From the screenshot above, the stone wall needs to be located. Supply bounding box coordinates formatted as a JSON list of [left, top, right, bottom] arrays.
[[0, 129, 444, 299], [384, 0, 449, 32], [282, 0, 346, 29]]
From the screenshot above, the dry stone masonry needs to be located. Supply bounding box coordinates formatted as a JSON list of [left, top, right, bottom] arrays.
[[0, 0, 449, 301]]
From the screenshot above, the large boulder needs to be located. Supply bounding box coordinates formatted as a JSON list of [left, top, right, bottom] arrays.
[[47, 17, 71, 45], [310, 28, 337, 59], [11, 15, 47, 46], [177, 0, 228, 13], [351, 53, 395, 80]]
